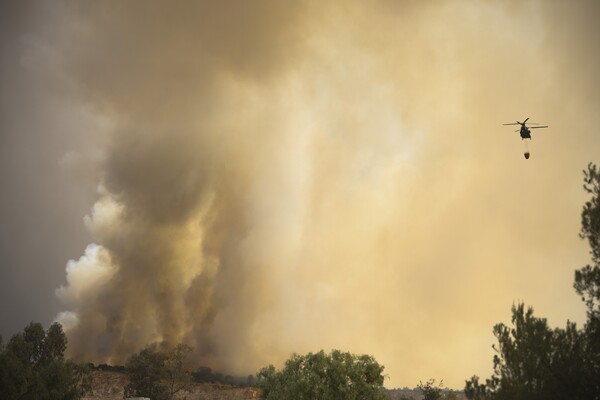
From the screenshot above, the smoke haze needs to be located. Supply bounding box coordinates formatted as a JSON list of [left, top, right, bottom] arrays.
[[2, 0, 600, 388]]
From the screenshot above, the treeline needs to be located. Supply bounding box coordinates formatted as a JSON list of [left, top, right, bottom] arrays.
[[192, 366, 256, 386], [88, 362, 255, 386], [90, 363, 126, 373]]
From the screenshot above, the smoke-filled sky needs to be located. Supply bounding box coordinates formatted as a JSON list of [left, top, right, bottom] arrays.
[[1, 0, 600, 389]]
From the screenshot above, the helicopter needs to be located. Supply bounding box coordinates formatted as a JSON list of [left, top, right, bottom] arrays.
[[503, 117, 548, 159]]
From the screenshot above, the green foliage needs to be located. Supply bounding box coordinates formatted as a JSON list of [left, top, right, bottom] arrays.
[[485, 304, 587, 400], [125, 347, 169, 400], [43, 322, 68, 364], [124, 343, 192, 400], [256, 349, 387, 400], [463, 304, 589, 400], [0, 322, 91, 400]]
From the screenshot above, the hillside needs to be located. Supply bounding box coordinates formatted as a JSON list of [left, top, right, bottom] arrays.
[[83, 370, 259, 400]]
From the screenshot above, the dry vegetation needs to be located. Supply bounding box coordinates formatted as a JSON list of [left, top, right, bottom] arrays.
[[83, 370, 259, 400]]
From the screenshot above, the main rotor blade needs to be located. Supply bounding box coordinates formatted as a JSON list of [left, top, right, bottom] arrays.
[[503, 123, 521, 125], [523, 117, 530, 124], [529, 126, 548, 129]]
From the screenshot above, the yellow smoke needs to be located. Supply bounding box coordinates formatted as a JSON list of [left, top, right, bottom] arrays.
[[52, 0, 598, 388]]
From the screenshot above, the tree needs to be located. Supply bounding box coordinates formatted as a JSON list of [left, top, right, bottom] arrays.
[[124, 347, 169, 400], [574, 162, 600, 399], [492, 304, 555, 400], [417, 379, 443, 400], [489, 304, 587, 400], [124, 343, 192, 400], [256, 349, 387, 400], [463, 304, 588, 400], [464, 376, 491, 400], [0, 322, 91, 400], [42, 322, 68, 364], [164, 343, 192, 399]]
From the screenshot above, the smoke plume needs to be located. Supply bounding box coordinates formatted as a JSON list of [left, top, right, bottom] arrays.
[[48, 0, 600, 387]]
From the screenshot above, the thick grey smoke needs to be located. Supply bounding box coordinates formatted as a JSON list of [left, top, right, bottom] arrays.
[[26, 0, 598, 387], [53, 0, 314, 367]]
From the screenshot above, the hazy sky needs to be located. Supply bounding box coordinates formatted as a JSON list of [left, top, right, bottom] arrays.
[[1, 0, 600, 389]]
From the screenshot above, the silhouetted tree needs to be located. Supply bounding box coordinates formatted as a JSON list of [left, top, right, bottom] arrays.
[[493, 304, 587, 400], [41, 322, 68, 364], [417, 379, 443, 400], [257, 349, 387, 400], [464, 163, 600, 400], [574, 162, 600, 399], [464, 376, 491, 400], [465, 304, 587, 400]]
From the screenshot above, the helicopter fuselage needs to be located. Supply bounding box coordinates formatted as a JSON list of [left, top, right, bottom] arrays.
[[520, 126, 531, 140]]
